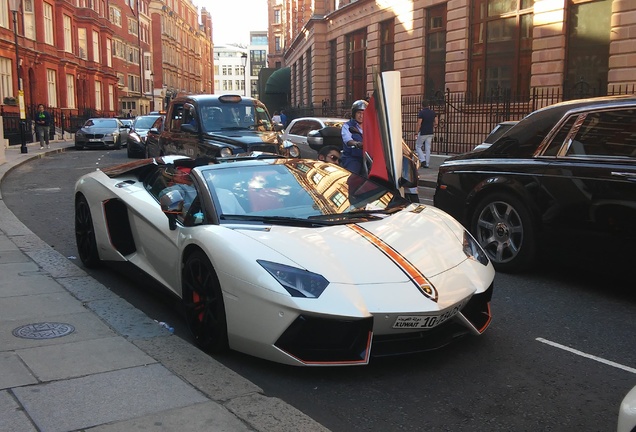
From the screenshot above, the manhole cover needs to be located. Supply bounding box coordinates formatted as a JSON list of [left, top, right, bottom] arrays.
[[12, 322, 75, 340]]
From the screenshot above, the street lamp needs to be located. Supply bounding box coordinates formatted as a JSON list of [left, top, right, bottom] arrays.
[[240, 52, 248, 97], [9, 0, 27, 154]]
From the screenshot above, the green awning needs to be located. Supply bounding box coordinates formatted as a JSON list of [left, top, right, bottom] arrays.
[[265, 67, 291, 94]]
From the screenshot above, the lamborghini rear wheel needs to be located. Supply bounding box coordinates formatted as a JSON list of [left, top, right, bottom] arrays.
[[182, 250, 228, 353], [75, 194, 101, 268]]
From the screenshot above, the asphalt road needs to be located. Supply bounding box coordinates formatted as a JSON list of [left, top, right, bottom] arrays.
[[2, 148, 635, 431]]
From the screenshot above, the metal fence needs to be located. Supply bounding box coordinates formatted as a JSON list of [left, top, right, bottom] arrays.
[[283, 84, 636, 155]]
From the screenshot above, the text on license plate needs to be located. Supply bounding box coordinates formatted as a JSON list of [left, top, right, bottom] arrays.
[[393, 302, 464, 329], [89, 138, 101, 142]]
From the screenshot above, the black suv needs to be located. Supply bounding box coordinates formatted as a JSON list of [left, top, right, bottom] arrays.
[[159, 94, 285, 158], [434, 95, 636, 273]]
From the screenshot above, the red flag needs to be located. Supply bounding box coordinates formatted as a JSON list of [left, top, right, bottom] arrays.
[[363, 95, 389, 183]]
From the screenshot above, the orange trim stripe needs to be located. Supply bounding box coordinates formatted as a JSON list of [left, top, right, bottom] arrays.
[[348, 224, 438, 302]]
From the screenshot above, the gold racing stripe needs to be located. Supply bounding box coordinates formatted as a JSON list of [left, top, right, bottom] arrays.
[[348, 224, 438, 302]]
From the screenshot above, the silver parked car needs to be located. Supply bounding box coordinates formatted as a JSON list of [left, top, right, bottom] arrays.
[[75, 118, 130, 150], [281, 117, 348, 152]]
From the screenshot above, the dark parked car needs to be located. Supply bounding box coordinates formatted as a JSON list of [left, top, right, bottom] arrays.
[[75, 118, 130, 150], [159, 94, 286, 158], [145, 115, 166, 158], [127, 114, 162, 158], [472, 120, 518, 152], [434, 95, 636, 273]]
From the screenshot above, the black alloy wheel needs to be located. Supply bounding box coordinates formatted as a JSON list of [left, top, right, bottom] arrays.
[[75, 194, 101, 268], [182, 250, 229, 353], [470, 192, 536, 272]]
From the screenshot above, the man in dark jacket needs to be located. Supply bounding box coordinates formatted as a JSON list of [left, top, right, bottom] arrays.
[[35, 104, 51, 149], [340, 100, 368, 175]]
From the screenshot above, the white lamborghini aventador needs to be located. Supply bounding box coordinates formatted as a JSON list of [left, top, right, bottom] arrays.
[[74, 153, 495, 366]]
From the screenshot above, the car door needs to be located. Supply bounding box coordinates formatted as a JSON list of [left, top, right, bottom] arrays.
[[537, 107, 636, 248]]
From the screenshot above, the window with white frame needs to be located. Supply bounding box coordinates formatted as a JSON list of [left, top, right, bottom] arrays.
[[92, 30, 100, 62], [108, 84, 114, 111], [95, 81, 102, 110], [127, 75, 140, 92], [106, 39, 112, 67], [43, 3, 54, 45], [0, 1, 8, 29], [78, 28, 88, 60], [47, 69, 58, 108], [109, 6, 121, 27], [66, 74, 76, 108], [24, 0, 35, 40], [0, 57, 13, 101], [128, 18, 138, 36], [63, 16, 72, 53]]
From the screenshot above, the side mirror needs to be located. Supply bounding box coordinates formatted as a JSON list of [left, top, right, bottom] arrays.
[[181, 123, 198, 134], [306, 130, 323, 150], [160, 189, 184, 230], [149, 127, 159, 134], [398, 143, 419, 189]]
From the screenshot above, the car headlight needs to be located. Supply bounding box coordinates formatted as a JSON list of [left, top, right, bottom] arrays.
[[105, 132, 115, 137], [463, 231, 489, 266], [258, 260, 329, 298], [128, 132, 141, 143], [219, 147, 233, 157]]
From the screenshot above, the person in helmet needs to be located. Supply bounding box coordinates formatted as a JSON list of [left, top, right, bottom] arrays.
[[340, 99, 368, 175]]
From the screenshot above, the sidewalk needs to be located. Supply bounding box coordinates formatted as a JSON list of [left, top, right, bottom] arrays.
[[0, 140, 329, 432]]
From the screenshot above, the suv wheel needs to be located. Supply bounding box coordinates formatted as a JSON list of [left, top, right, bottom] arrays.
[[470, 192, 536, 272]]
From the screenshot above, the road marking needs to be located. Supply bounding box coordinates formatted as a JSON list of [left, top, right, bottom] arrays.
[[537, 338, 636, 374]]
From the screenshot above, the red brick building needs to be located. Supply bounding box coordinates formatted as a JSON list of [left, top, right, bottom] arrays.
[[0, 0, 212, 141]]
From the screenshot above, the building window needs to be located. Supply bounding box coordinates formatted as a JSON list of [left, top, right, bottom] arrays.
[[63, 15, 72, 53], [379, 19, 394, 72], [274, 9, 281, 24], [425, 4, 447, 99], [106, 39, 112, 67], [109, 6, 122, 27], [95, 81, 102, 111], [78, 28, 88, 60], [275, 36, 281, 52], [23, 0, 35, 40], [92, 31, 100, 63], [127, 75, 140, 92], [43, 2, 54, 45], [345, 29, 367, 103], [0, 57, 13, 101], [47, 69, 57, 108], [329, 40, 336, 105], [470, 0, 533, 100], [128, 17, 138, 36], [565, 0, 611, 98], [66, 74, 76, 109], [108, 84, 114, 111], [0, 1, 8, 29]]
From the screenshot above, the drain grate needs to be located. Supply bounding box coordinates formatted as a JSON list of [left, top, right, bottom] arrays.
[[12, 322, 75, 340]]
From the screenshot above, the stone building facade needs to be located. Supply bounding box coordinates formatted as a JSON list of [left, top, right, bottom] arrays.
[[269, 0, 636, 109]]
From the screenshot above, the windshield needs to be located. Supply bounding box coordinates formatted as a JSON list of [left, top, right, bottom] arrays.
[[200, 103, 272, 133], [85, 119, 118, 128], [133, 116, 159, 129], [200, 160, 408, 224]]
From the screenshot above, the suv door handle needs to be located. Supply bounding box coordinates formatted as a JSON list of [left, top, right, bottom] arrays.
[[611, 172, 636, 182]]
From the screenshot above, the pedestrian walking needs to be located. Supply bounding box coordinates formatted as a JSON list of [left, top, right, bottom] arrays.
[[414, 100, 438, 168], [35, 104, 51, 149]]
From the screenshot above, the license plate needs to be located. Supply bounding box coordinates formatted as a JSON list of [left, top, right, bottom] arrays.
[[89, 138, 101, 142], [393, 302, 464, 329]]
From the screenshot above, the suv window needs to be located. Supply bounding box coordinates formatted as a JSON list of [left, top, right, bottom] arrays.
[[565, 109, 636, 158], [169, 104, 184, 132]]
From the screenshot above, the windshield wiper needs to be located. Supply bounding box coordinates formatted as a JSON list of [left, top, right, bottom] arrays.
[[220, 214, 337, 226]]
